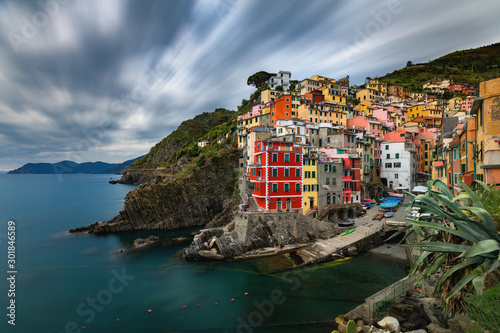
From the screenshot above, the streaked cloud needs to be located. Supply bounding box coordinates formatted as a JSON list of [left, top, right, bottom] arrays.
[[0, 0, 499, 170]]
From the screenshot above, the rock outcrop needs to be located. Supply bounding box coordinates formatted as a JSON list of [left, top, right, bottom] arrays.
[[71, 150, 240, 234], [183, 212, 339, 261]]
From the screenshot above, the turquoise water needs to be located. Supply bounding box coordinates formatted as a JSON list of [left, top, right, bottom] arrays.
[[0, 174, 406, 333]]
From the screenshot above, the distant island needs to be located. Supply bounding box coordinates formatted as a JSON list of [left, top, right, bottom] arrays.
[[7, 156, 144, 174]]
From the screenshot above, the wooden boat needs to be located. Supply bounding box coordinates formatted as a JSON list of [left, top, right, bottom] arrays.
[[373, 212, 384, 220], [389, 192, 405, 198], [338, 220, 355, 227], [384, 212, 394, 218]]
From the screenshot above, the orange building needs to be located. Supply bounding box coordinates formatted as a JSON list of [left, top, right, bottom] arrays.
[[270, 94, 295, 126]]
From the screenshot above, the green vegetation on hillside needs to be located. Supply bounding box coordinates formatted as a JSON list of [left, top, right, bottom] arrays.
[[378, 43, 500, 92], [131, 108, 237, 169]]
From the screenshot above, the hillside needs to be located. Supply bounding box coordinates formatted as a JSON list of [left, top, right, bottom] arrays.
[[378, 42, 500, 92], [8, 156, 143, 174], [131, 108, 238, 170]]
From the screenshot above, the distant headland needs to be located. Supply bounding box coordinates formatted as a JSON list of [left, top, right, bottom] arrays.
[[7, 156, 143, 174]]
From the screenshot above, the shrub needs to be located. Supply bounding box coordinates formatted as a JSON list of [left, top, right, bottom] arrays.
[[465, 284, 500, 332]]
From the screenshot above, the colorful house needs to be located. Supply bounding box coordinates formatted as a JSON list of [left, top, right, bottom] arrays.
[[471, 77, 500, 185], [302, 147, 319, 216], [250, 140, 303, 212]]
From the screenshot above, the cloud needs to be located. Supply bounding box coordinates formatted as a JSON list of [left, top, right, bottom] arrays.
[[0, 0, 499, 170]]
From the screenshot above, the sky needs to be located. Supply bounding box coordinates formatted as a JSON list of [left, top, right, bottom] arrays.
[[0, 0, 499, 171]]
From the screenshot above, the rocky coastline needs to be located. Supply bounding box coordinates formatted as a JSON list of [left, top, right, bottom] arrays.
[[70, 150, 241, 234]]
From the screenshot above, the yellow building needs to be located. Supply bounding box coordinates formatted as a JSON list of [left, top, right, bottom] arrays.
[[297, 102, 346, 126], [302, 147, 319, 216], [260, 89, 280, 104], [448, 97, 463, 112], [355, 100, 374, 116], [470, 77, 500, 184], [366, 79, 387, 96], [407, 103, 426, 120]]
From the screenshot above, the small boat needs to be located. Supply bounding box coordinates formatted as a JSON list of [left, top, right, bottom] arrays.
[[384, 212, 394, 218], [357, 210, 366, 217], [385, 220, 408, 227], [380, 201, 399, 209], [341, 228, 356, 236], [389, 192, 405, 198], [361, 198, 376, 203], [338, 220, 355, 227], [373, 212, 384, 220]]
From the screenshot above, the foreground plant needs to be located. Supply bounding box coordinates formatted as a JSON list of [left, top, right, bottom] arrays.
[[392, 179, 500, 314]]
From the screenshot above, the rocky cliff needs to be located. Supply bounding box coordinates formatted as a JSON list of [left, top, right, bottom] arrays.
[[72, 150, 240, 234]]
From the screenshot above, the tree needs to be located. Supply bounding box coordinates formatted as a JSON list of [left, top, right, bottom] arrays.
[[407, 60, 414, 67], [365, 77, 372, 83], [247, 71, 276, 88], [275, 85, 283, 92]]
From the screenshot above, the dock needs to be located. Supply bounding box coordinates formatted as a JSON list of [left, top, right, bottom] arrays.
[[294, 222, 383, 266]]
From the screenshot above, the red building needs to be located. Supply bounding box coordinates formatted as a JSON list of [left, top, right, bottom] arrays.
[[301, 89, 325, 104], [342, 157, 361, 203], [270, 94, 294, 126], [449, 84, 476, 96], [249, 140, 303, 212]]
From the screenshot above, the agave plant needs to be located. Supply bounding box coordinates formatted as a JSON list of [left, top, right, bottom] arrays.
[[392, 179, 500, 314]]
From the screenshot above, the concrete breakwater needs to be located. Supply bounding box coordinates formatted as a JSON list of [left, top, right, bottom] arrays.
[[183, 211, 384, 267]]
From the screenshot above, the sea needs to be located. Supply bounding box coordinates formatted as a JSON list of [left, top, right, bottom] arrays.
[[0, 174, 406, 333]]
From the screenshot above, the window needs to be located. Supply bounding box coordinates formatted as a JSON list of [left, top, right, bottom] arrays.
[[284, 183, 290, 192], [462, 164, 466, 173], [272, 168, 278, 177], [386, 154, 390, 159], [284, 154, 290, 162], [385, 163, 392, 168], [394, 162, 401, 168], [325, 165, 328, 172], [295, 168, 300, 177], [295, 183, 300, 192], [295, 154, 300, 163], [312, 160, 316, 166], [333, 165, 337, 172], [272, 153, 277, 162], [284, 169, 289, 177], [453, 148, 457, 160], [395, 173, 398, 179], [272, 183, 278, 192], [327, 194, 330, 205], [312, 171, 316, 178], [332, 178, 336, 185], [395, 153, 399, 159], [326, 177, 330, 185]]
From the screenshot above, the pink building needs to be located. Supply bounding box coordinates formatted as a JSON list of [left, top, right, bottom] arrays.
[[347, 116, 383, 137], [373, 108, 395, 129], [461, 96, 474, 112]]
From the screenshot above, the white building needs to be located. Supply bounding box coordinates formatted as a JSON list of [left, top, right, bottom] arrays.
[[198, 139, 209, 148], [268, 70, 291, 90], [380, 141, 417, 190]]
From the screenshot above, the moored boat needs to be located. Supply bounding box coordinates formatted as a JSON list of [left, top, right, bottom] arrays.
[[338, 220, 355, 227]]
